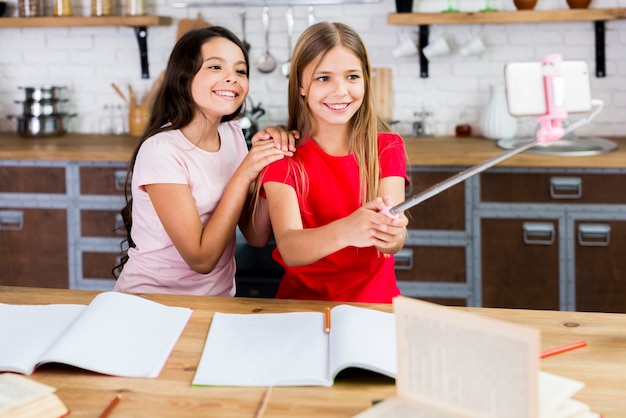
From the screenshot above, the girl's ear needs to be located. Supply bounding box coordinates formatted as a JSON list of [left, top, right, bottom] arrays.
[[299, 85, 306, 97]]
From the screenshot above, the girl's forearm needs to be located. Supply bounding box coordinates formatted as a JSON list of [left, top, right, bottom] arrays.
[[275, 222, 348, 266]]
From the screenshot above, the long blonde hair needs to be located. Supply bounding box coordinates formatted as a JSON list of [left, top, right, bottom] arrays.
[[287, 21, 390, 204]]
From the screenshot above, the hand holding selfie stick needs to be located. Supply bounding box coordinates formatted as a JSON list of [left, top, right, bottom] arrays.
[[381, 54, 603, 219]]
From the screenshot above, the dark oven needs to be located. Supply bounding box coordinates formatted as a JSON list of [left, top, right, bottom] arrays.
[[234, 229, 283, 298]]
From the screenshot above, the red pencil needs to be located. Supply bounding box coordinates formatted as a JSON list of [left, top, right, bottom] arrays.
[[99, 394, 121, 418], [540, 340, 587, 359]]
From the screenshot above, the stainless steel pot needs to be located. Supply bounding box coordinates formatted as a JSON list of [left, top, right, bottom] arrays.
[[18, 86, 67, 101], [7, 113, 76, 138], [15, 99, 68, 117]]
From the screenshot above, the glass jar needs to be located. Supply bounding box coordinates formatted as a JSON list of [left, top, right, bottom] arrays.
[[92, 0, 112, 16], [53, 0, 73, 16], [126, 0, 146, 16], [18, 0, 41, 17]]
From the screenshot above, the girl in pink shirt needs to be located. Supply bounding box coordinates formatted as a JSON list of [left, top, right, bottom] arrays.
[[114, 27, 295, 295], [260, 22, 410, 303]]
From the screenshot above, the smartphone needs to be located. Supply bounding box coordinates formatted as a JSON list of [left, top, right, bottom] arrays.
[[504, 60, 592, 116]]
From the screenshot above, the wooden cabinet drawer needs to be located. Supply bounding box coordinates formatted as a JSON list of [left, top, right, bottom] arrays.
[[406, 170, 465, 231], [395, 245, 466, 283], [481, 218, 559, 310], [575, 220, 626, 313], [481, 172, 626, 204], [0, 208, 68, 288], [81, 209, 125, 238], [82, 251, 120, 281], [80, 166, 127, 196], [0, 166, 65, 194]]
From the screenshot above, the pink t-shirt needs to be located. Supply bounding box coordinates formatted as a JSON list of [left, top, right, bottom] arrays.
[[114, 121, 248, 296], [260, 132, 409, 303]]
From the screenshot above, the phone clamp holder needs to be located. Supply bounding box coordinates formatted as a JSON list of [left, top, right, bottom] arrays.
[[535, 53, 568, 145]]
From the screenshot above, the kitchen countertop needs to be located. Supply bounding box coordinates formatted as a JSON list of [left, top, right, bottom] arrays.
[[0, 132, 625, 168]]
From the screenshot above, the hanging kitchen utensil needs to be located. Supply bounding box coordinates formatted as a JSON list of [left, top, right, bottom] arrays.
[[281, 7, 294, 78], [239, 8, 250, 52], [256, 7, 276, 74]]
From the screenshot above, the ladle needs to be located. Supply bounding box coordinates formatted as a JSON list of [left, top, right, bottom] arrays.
[[281, 7, 294, 78], [239, 8, 250, 52], [256, 7, 276, 74]]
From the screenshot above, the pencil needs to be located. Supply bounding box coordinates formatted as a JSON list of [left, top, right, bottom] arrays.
[[254, 387, 272, 418], [324, 306, 331, 334], [540, 340, 587, 359], [99, 394, 121, 418]]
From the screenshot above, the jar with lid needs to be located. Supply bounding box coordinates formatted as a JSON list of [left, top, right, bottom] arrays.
[[92, 0, 112, 16], [18, 0, 41, 17], [126, 0, 146, 16], [53, 0, 73, 16]]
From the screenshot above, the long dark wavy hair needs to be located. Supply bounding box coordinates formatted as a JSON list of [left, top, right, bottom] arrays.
[[112, 26, 250, 279]]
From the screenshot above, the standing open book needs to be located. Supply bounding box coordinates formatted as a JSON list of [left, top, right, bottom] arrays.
[[354, 296, 600, 418], [192, 305, 396, 387], [0, 292, 191, 378]]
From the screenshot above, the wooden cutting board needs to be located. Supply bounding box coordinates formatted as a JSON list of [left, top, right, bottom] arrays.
[[371, 67, 393, 121]]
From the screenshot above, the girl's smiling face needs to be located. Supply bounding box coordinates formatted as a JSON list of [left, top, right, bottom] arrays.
[[191, 37, 249, 121], [299, 45, 365, 132]]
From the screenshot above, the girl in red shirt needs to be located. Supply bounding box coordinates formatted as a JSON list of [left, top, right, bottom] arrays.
[[260, 22, 410, 303]]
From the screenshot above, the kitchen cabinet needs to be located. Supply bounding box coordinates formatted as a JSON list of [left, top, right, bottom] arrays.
[[0, 163, 69, 288], [387, 8, 626, 78], [3, 134, 626, 310], [0, 16, 172, 79], [76, 163, 128, 290], [474, 168, 626, 312], [0, 159, 126, 290], [397, 167, 471, 306]]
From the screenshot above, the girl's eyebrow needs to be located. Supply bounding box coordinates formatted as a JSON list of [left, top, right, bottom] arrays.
[[203, 56, 247, 67]]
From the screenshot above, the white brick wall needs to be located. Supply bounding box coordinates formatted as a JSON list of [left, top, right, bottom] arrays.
[[1, 0, 624, 138]]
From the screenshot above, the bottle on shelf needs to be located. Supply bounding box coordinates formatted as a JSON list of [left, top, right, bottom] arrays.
[[52, 0, 73, 16], [91, 0, 112, 16], [18, 0, 41, 16], [126, 0, 146, 16]]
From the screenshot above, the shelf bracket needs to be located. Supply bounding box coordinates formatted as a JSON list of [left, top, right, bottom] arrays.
[[133, 26, 150, 79], [418, 24, 429, 78], [594, 20, 606, 78]]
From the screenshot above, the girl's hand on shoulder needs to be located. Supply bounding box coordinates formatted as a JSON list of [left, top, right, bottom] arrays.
[[237, 140, 290, 182], [252, 125, 298, 153]]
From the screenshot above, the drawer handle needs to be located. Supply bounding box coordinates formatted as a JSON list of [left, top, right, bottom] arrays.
[[114, 170, 127, 192], [394, 248, 414, 271], [0, 210, 24, 231], [550, 177, 582, 200], [578, 224, 610, 247], [523, 222, 555, 245]]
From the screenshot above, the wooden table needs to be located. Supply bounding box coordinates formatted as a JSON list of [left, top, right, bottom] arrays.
[[2, 286, 626, 417]]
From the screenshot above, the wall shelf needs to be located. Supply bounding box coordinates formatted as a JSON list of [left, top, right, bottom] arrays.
[[387, 8, 626, 78], [0, 16, 173, 79], [171, 0, 379, 7]]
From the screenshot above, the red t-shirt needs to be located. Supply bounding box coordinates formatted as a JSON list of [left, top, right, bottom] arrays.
[[260, 132, 409, 303]]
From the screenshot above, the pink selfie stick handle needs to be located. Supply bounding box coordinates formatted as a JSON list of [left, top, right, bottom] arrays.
[[380, 205, 399, 219]]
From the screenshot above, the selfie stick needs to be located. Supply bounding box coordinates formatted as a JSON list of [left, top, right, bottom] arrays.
[[382, 54, 602, 218]]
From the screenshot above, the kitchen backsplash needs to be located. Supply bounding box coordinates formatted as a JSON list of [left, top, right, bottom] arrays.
[[0, 0, 624, 137]]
